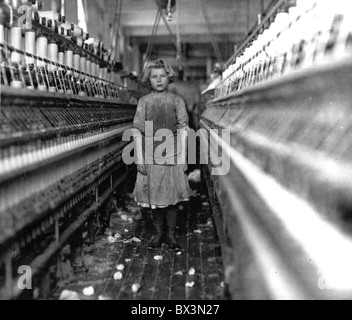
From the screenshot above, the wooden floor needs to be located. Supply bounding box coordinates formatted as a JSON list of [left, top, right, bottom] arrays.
[[51, 177, 225, 300]]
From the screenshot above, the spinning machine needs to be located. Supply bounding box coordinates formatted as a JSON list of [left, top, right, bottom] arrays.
[[201, 0, 352, 300], [0, 0, 148, 299]]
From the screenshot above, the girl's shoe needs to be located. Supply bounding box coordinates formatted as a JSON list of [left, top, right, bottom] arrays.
[[166, 205, 182, 251], [165, 235, 182, 251], [147, 209, 165, 250], [148, 235, 163, 249]]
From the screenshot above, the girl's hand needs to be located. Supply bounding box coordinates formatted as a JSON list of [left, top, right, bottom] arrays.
[[137, 164, 147, 176], [183, 163, 188, 173]]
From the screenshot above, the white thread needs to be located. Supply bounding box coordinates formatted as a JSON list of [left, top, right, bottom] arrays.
[[11, 27, 22, 64], [48, 42, 58, 72], [25, 30, 35, 65], [65, 49, 73, 75], [36, 36, 48, 67]]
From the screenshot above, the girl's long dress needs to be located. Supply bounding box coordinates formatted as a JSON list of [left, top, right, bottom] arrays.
[[132, 91, 191, 208]]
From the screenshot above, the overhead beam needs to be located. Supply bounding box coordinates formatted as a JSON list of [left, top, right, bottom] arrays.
[[174, 58, 208, 68], [123, 23, 247, 37], [149, 56, 209, 67], [132, 33, 244, 45]]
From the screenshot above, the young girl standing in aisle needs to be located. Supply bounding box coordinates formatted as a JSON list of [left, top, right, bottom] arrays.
[[132, 59, 190, 251]]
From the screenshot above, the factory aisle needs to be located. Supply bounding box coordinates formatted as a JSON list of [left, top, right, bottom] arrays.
[[51, 170, 225, 300]]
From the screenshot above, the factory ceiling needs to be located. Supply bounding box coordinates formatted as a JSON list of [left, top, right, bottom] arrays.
[[104, 0, 274, 81]]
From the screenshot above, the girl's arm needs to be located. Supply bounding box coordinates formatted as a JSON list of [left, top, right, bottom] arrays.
[[133, 98, 147, 175], [176, 97, 190, 171]]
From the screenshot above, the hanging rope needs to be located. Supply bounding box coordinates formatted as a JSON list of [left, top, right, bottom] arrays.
[[116, 0, 124, 42], [142, 7, 162, 71], [197, 0, 222, 65], [136, 6, 162, 91], [176, 0, 182, 61], [153, 0, 178, 53], [110, 1, 119, 56], [166, 0, 174, 21], [111, 0, 124, 61]]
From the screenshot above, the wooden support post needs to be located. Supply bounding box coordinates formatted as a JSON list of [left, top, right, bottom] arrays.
[[55, 219, 60, 244], [131, 38, 142, 76], [95, 187, 99, 204], [56, 254, 62, 285], [5, 252, 13, 299], [122, 165, 128, 210], [247, 0, 250, 34], [41, 273, 50, 300]]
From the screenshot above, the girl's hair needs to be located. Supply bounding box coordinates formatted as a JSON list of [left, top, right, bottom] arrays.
[[142, 59, 175, 87]]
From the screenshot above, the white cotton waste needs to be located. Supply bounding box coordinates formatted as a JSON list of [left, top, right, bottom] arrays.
[[59, 290, 80, 300], [119, 237, 141, 244], [188, 170, 201, 183], [116, 264, 125, 271], [83, 286, 94, 296], [121, 214, 129, 221], [154, 255, 163, 261], [132, 284, 141, 293], [188, 268, 196, 275], [114, 272, 123, 280]]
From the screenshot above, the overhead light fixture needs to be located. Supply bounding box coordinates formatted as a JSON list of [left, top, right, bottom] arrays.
[[156, 0, 176, 22], [167, 0, 174, 21]]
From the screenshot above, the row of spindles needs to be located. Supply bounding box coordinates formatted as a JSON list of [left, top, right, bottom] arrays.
[[216, 0, 352, 99], [0, 0, 132, 301], [0, 127, 123, 217], [0, 0, 127, 98]]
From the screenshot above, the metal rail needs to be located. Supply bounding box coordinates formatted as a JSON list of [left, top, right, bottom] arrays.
[[201, 56, 352, 300], [0, 86, 137, 299], [224, 0, 285, 69]]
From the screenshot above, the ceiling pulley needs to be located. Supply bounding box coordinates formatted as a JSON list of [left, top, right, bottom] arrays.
[[156, 0, 176, 22]]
